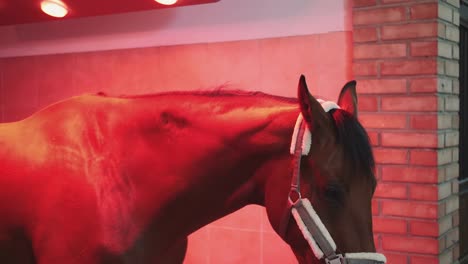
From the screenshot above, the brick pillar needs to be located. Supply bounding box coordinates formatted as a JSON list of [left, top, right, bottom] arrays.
[[437, 1, 461, 262], [351, 0, 460, 263]]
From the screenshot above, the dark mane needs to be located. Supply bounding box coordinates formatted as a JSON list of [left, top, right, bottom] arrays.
[[103, 87, 298, 104], [329, 109, 376, 187]]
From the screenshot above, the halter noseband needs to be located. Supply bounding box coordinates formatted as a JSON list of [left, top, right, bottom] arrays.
[[278, 100, 386, 264]]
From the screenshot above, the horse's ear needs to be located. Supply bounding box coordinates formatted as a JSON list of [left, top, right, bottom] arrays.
[[297, 75, 332, 132], [337, 80, 358, 117]]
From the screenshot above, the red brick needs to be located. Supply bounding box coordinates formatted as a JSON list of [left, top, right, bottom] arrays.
[[360, 113, 407, 129], [353, 61, 379, 76], [381, 60, 437, 75], [373, 217, 407, 234], [381, 166, 438, 183], [380, 132, 438, 148], [410, 114, 438, 130], [382, 235, 438, 254], [372, 199, 380, 215], [353, 0, 377, 7], [375, 182, 408, 198], [410, 150, 437, 166], [354, 7, 406, 25], [410, 3, 438, 20], [374, 148, 408, 164], [368, 131, 380, 146], [411, 255, 439, 264], [381, 132, 438, 148], [353, 27, 378, 42], [381, 95, 438, 111], [357, 96, 379, 111], [354, 43, 406, 59], [410, 41, 438, 57], [409, 184, 438, 201], [409, 78, 437, 93], [381, 200, 437, 219], [381, 22, 438, 40], [384, 253, 408, 264], [410, 220, 439, 237], [358, 79, 407, 94]]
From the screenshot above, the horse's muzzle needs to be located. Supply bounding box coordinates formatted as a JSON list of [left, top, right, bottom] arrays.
[[290, 198, 387, 264]]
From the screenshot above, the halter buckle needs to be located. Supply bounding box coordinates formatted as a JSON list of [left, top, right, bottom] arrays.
[[325, 254, 345, 264]]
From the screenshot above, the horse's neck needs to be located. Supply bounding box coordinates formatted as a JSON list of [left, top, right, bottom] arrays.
[[123, 96, 298, 237], [195, 101, 298, 203], [128, 95, 299, 155]]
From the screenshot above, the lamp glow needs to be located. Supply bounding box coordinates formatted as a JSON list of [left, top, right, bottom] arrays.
[[155, 0, 178, 5], [41, 0, 68, 18]]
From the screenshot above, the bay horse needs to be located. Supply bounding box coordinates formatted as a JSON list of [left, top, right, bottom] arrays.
[[0, 75, 385, 264]]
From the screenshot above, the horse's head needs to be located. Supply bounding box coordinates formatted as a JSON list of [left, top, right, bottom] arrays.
[[263, 76, 385, 264]]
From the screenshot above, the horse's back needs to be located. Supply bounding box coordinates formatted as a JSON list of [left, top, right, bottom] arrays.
[[0, 95, 115, 263], [0, 94, 188, 263]]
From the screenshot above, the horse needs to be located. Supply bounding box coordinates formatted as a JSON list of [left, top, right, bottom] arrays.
[[0, 75, 385, 264]]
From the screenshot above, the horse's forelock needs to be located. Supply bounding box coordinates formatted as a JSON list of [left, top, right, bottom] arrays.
[[329, 109, 376, 187]]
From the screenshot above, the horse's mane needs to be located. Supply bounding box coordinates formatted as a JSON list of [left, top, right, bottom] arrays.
[[329, 109, 376, 188], [101, 86, 298, 104]]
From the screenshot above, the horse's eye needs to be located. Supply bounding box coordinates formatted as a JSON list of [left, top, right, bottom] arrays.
[[324, 184, 345, 205]]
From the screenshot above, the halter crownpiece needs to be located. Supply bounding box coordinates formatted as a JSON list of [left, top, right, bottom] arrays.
[[283, 99, 386, 264], [289, 99, 339, 156]]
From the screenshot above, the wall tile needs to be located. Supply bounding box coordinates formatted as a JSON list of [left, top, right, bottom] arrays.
[[316, 31, 353, 100], [158, 43, 212, 91], [209, 227, 261, 264], [2, 56, 39, 108], [73, 47, 162, 96], [2, 105, 39, 122], [185, 228, 210, 264], [262, 232, 296, 263], [201, 40, 261, 90], [259, 32, 351, 100], [259, 35, 321, 98], [35, 53, 80, 109], [158, 40, 261, 93]]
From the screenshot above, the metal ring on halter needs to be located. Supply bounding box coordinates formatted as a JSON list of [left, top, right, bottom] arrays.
[[288, 187, 302, 206]]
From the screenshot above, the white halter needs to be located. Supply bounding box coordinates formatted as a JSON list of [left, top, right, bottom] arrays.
[[286, 99, 387, 264], [289, 99, 340, 156]]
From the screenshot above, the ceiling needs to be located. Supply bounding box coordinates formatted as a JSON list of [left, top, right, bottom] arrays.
[[0, 0, 220, 26]]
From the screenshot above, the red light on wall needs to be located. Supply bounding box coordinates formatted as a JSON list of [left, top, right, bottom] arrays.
[[155, 0, 178, 5], [41, 0, 68, 18]]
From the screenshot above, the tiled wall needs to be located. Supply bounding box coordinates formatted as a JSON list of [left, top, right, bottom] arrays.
[[0, 32, 351, 263]]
